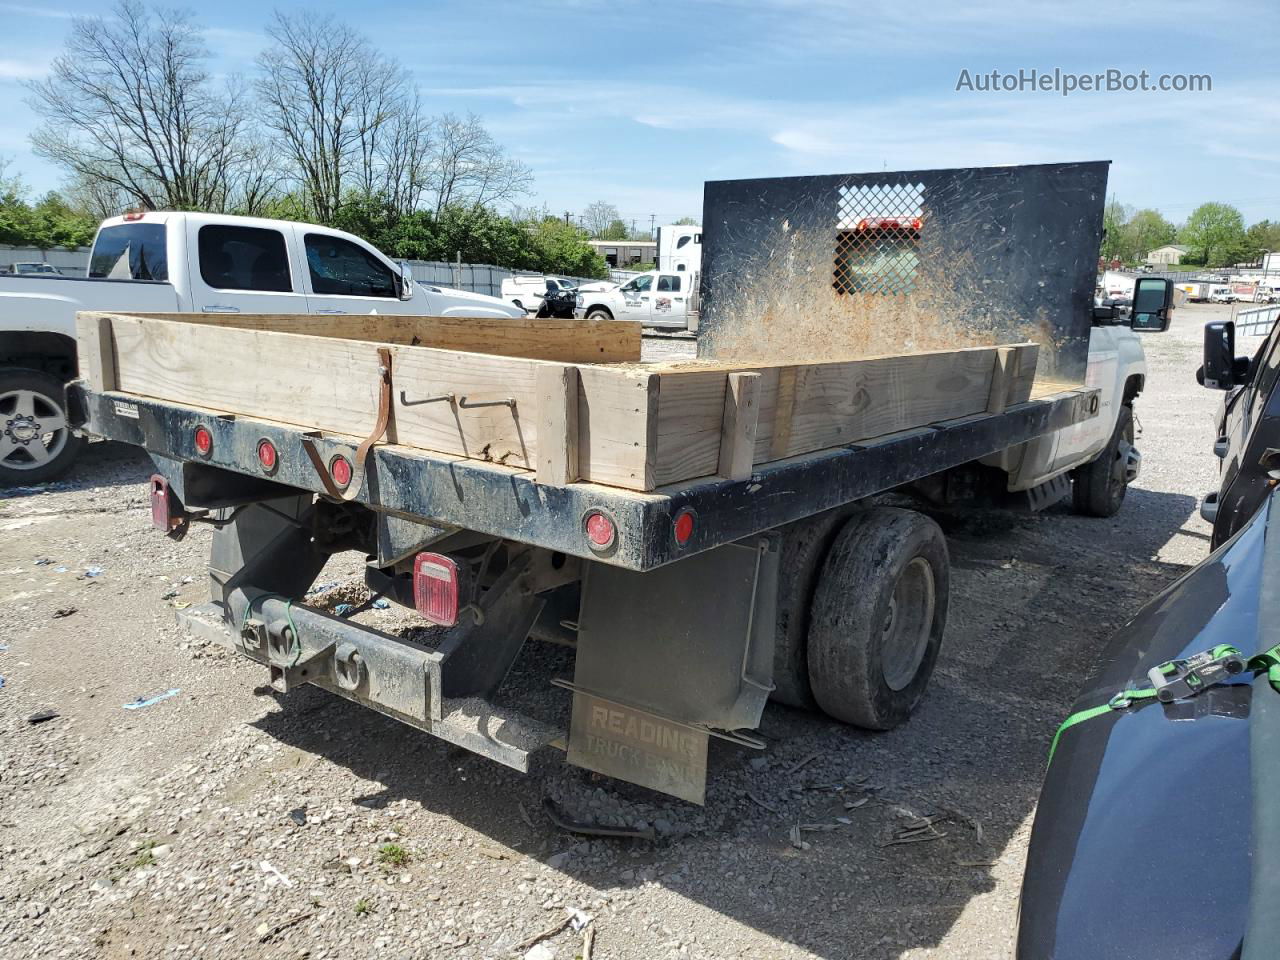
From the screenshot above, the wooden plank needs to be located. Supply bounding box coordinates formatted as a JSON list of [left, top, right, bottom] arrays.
[[986, 347, 1014, 414], [768, 367, 800, 461], [104, 315, 387, 438], [1009, 343, 1039, 404], [76, 313, 118, 392], [576, 367, 660, 489], [651, 370, 728, 487], [747, 346, 1021, 465], [390, 344, 542, 467], [124, 312, 641, 363], [534, 365, 580, 485], [717, 372, 761, 481]]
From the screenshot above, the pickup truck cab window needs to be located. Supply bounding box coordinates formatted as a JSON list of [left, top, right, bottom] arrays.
[[304, 234, 395, 298], [630, 275, 652, 293], [198, 225, 291, 292], [89, 223, 168, 281], [657, 275, 681, 292]]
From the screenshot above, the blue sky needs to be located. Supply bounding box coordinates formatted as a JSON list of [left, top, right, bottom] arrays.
[[1, 0, 1278, 226]]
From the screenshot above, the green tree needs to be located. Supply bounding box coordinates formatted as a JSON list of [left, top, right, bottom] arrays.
[[673, 216, 700, 226], [1100, 196, 1134, 262], [1180, 202, 1247, 267], [1245, 220, 1280, 262], [1124, 209, 1176, 261], [526, 217, 608, 278], [600, 218, 629, 241]]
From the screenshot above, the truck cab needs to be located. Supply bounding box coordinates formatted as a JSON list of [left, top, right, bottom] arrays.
[[656, 224, 702, 274]]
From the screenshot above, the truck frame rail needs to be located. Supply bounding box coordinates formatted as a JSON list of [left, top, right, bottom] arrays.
[[70, 381, 1098, 572]]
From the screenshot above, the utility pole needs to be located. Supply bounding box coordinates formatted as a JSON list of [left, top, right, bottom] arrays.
[[649, 214, 656, 239], [630, 218, 636, 238], [564, 210, 571, 226]]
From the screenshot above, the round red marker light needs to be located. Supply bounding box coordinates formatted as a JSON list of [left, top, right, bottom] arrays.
[[329, 455, 353, 488], [584, 511, 616, 550], [673, 509, 695, 546], [256, 438, 278, 472], [193, 425, 213, 457]]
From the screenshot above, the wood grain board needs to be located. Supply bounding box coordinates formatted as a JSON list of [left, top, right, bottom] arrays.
[[77, 312, 1039, 493], [121, 312, 642, 363]]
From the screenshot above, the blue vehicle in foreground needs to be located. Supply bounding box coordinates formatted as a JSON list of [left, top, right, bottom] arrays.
[[1017, 317, 1280, 959]]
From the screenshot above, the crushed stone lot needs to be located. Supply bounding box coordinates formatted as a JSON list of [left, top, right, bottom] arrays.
[[0, 308, 1241, 959]]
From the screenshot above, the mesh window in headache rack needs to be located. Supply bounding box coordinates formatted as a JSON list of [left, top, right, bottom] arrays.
[[833, 182, 925, 297]]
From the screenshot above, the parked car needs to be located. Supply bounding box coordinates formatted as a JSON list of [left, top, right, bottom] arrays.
[[5, 262, 61, 275], [0, 211, 522, 485], [1017, 315, 1280, 959], [500, 275, 576, 314]]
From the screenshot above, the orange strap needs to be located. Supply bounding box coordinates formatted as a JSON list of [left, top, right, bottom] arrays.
[[302, 347, 392, 502]]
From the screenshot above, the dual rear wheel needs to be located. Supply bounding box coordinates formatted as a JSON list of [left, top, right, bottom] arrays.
[[771, 506, 950, 730]]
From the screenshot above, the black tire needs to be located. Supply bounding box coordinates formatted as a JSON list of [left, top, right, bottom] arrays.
[[586, 307, 613, 321], [769, 508, 854, 709], [1072, 404, 1134, 518], [807, 508, 950, 730], [0, 367, 83, 487]]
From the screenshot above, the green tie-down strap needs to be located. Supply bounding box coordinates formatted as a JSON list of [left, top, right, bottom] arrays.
[[1046, 643, 1280, 766], [1047, 688, 1159, 764]]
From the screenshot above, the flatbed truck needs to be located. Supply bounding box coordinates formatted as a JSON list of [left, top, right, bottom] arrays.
[[66, 162, 1173, 803]]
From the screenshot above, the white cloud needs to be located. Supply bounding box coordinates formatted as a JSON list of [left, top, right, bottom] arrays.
[[0, 58, 46, 80]]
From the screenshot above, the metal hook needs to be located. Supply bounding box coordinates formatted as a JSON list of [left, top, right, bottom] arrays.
[[399, 391, 456, 407], [458, 396, 518, 411]]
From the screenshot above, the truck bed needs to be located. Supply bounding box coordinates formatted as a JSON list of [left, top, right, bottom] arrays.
[[70, 315, 1097, 571]]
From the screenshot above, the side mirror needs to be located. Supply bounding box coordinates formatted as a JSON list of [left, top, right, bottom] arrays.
[[1130, 277, 1172, 332], [1200, 321, 1238, 389], [396, 261, 415, 301]]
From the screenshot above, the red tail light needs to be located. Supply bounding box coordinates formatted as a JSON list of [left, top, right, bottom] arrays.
[[256, 438, 278, 472], [413, 552, 460, 626], [193, 425, 213, 457], [329, 454, 352, 488], [149, 475, 179, 532], [673, 508, 695, 547], [584, 511, 616, 550], [123, 211, 145, 221]]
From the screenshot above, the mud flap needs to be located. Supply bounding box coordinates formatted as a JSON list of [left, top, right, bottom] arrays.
[[566, 535, 778, 803]]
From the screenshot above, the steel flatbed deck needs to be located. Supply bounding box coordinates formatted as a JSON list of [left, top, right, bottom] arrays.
[[70, 381, 1099, 572]]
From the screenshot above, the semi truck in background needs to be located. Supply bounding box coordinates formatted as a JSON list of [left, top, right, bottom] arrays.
[[656, 224, 701, 275]]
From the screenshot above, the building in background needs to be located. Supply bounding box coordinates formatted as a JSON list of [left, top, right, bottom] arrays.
[[588, 239, 656, 267], [1145, 244, 1189, 265]]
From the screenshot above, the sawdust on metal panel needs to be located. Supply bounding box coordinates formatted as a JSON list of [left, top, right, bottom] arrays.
[[699, 219, 1067, 375]]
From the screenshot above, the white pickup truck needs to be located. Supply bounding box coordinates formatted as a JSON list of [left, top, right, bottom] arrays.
[[575, 269, 694, 330], [0, 211, 522, 485]]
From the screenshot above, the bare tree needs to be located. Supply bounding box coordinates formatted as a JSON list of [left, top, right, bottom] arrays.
[[581, 201, 621, 238], [256, 12, 412, 222], [26, 0, 252, 211], [378, 98, 434, 216], [425, 113, 531, 215]]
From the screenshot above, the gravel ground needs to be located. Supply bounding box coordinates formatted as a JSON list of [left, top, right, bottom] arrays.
[[0, 308, 1242, 959]]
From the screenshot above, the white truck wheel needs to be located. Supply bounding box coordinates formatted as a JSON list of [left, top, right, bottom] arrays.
[[0, 368, 83, 486]]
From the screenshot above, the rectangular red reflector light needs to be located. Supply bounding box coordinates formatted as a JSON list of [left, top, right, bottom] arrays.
[[149, 474, 175, 531], [413, 552, 460, 627]]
